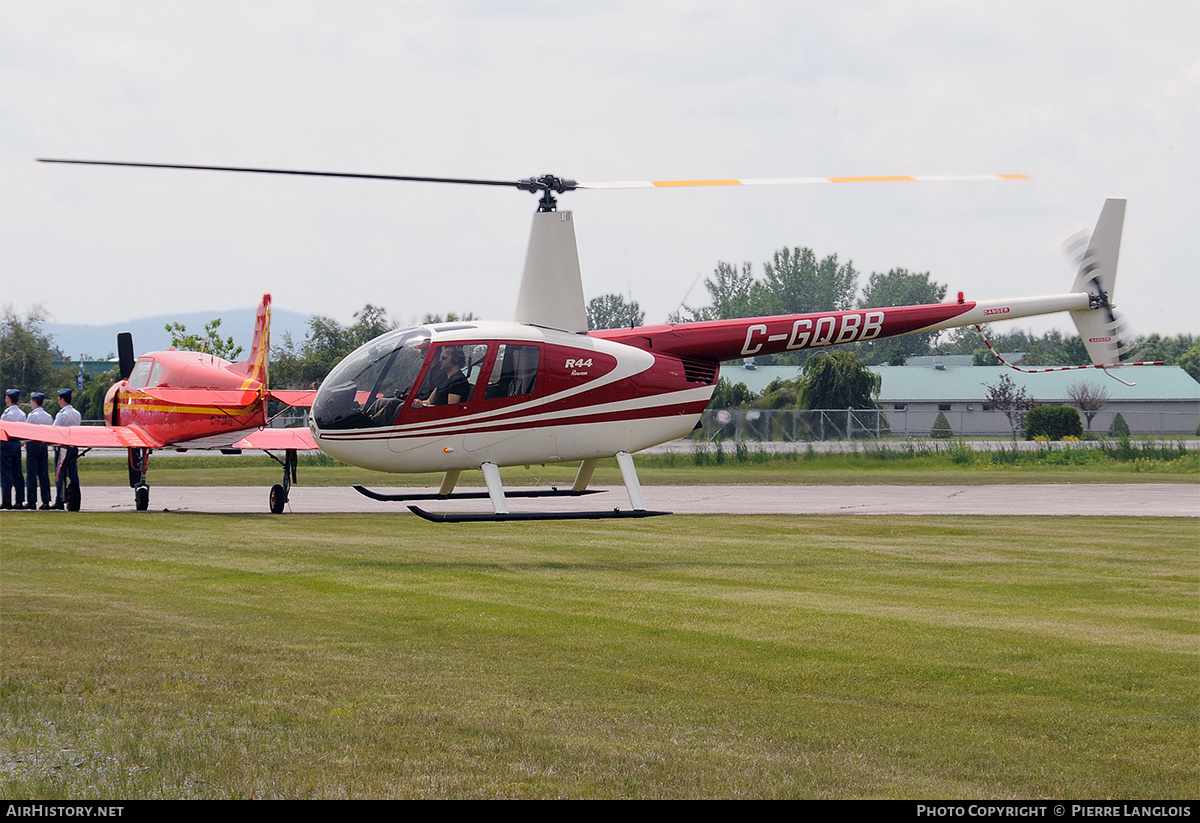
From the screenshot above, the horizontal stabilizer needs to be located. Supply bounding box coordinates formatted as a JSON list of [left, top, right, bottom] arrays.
[[269, 389, 317, 408], [234, 427, 318, 450]]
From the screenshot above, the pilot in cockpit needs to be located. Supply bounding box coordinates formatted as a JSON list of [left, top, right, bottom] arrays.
[[413, 347, 469, 408]]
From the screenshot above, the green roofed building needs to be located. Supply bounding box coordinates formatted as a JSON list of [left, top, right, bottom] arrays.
[[718, 357, 1200, 437]]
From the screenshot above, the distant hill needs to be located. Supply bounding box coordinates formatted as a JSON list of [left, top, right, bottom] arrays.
[[45, 308, 316, 360]]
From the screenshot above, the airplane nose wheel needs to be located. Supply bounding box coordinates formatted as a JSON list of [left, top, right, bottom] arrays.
[[129, 448, 151, 511], [266, 448, 297, 514]]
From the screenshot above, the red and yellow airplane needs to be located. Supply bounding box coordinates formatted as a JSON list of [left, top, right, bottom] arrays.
[[0, 294, 317, 512]]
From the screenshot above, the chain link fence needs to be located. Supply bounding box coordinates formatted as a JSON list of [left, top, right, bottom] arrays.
[[695, 408, 1199, 442]]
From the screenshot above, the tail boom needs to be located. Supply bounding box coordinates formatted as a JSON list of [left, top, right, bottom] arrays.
[[593, 293, 1092, 362]]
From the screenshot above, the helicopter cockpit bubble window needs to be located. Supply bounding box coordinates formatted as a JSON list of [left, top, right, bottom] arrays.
[[312, 328, 431, 430]]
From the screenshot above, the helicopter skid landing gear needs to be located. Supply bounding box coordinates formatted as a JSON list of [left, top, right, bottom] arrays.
[[406, 453, 669, 523], [407, 506, 668, 523]]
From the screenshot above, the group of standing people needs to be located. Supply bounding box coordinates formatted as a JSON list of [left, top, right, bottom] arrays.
[[1, 388, 80, 511]]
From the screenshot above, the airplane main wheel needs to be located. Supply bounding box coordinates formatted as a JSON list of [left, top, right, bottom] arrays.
[[269, 484, 287, 514], [66, 483, 81, 512], [135, 486, 149, 511]]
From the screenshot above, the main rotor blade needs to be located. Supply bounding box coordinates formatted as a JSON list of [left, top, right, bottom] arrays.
[[37, 159, 1027, 195], [576, 174, 1028, 189], [37, 159, 522, 189]]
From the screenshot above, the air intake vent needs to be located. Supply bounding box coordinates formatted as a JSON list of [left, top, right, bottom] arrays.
[[681, 357, 718, 385]]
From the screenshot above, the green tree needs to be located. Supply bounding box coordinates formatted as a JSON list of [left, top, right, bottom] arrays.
[[707, 377, 755, 409], [1177, 343, 1200, 383], [587, 294, 645, 331], [930, 412, 954, 439], [750, 377, 799, 410], [1128, 334, 1198, 365], [1066, 381, 1109, 430], [676, 261, 761, 322], [75, 366, 119, 421], [0, 308, 57, 395], [796, 351, 880, 410], [1107, 412, 1131, 437], [984, 374, 1036, 443], [1025, 405, 1083, 440], [273, 305, 397, 389], [761, 247, 857, 316], [946, 326, 1090, 366], [857, 268, 948, 360], [421, 311, 479, 324], [165, 318, 243, 361], [859, 268, 947, 311]]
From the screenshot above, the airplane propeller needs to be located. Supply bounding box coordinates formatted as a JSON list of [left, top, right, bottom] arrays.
[[117, 332, 136, 380]]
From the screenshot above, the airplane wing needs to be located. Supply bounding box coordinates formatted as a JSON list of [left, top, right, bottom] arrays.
[[268, 390, 317, 408], [233, 427, 318, 450], [0, 420, 163, 448], [2, 419, 316, 451]]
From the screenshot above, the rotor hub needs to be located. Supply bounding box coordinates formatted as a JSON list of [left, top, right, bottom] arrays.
[[516, 174, 579, 212]]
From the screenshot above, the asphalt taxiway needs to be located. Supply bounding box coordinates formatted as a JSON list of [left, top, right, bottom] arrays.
[[18, 483, 1197, 517]]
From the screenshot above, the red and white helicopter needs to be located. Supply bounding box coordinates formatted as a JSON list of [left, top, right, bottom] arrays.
[[33, 161, 1148, 520], [0, 293, 317, 512]]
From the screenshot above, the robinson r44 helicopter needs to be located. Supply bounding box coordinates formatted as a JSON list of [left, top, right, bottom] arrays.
[[37, 160, 1154, 521]]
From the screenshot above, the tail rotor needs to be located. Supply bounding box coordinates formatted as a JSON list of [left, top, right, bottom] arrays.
[[1068, 199, 1132, 367]]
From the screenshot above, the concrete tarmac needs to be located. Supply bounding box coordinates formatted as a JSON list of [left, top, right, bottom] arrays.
[[18, 483, 1198, 517]]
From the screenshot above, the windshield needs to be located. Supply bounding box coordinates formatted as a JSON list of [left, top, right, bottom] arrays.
[[312, 328, 431, 430]]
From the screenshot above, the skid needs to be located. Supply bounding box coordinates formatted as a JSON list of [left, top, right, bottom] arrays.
[[354, 485, 604, 502], [408, 505, 669, 523]]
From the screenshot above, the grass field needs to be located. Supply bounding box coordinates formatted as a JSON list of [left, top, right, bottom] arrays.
[[68, 439, 1200, 490], [2, 513, 1196, 798]]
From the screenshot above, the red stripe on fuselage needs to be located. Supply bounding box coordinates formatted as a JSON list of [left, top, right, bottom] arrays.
[[591, 302, 977, 360], [318, 396, 711, 443], [109, 392, 266, 444]]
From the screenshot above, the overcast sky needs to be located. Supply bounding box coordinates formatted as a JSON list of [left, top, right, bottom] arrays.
[[2, 1, 1196, 341]]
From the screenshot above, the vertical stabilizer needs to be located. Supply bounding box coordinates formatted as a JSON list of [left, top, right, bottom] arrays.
[[514, 210, 588, 333], [232, 294, 272, 386], [1069, 199, 1128, 366]]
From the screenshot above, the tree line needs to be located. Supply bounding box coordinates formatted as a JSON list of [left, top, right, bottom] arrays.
[[4, 241, 1197, 419]]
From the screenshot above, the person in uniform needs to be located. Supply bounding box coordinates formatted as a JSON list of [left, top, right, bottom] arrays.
[[1, 389, 26, 509], [24, 392, 53, 509], [52, 389, 81, 510]]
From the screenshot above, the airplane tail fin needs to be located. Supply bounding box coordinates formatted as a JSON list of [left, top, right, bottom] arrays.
[[1069, 199, 1133, 367], [232, 294, 272, 386]]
